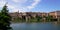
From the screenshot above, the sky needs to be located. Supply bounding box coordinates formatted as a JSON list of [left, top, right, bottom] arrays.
[[0, 0, 60, 13]]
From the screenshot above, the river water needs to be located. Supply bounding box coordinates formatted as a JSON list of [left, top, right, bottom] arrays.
[[10, 22, 60, 30]]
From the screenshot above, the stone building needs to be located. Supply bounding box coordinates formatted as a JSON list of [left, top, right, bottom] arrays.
[[49, 11, 60, 18], [49, 11, 60, 21], [9, 12, 48, 21], [9, 11, 60, 21]]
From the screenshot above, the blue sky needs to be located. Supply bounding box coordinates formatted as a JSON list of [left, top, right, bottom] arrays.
[[0, 0, 60, 12]]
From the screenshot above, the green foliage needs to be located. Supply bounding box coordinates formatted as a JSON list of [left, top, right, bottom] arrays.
[[46, 15, 53, 21], [36, 15, 42, 22], [0, 4, 11, 30]]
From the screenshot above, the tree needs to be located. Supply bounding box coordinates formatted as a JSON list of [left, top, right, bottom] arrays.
[[36, 15, 42, 22], [46, 15, 53, 21], [0, 4, 11, 30]]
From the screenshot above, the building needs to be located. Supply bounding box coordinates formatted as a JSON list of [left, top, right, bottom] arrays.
[[49, 11, 60, 18], [9, 11, 60, 21], [9, 12, 48, 20]]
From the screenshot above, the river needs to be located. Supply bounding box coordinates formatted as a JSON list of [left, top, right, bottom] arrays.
[[10, 22, 60, 30]]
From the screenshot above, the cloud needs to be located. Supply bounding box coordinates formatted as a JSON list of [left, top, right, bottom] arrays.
[[7, 4, 27, 12], [0, 0, 41, 12], [7, 4, 21, 12], [27, 0, 41, 9], [0, 0, 22, 12], [0, 0, 7, 7], [12, 0, 27, 3], [7, 4, 15, 9]]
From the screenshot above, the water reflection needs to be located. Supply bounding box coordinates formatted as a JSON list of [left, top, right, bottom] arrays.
[[52, 22, 60, 30], [10, 22, 60, 30]]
